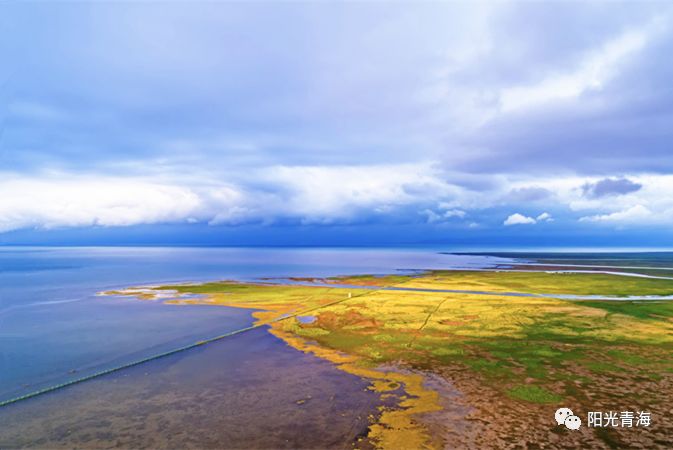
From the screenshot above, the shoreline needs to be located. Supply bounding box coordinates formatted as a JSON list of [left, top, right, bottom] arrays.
[[9, 263, 673, 448], [115, 268, 673, 448], [102, 282, 448, 448], [95, 267, 673, 447]]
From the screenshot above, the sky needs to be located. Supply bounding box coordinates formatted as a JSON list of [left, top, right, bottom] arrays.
[[1, 1, 672, 247]]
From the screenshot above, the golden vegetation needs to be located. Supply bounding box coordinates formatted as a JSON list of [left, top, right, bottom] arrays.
[[106, 272, 673, 448]]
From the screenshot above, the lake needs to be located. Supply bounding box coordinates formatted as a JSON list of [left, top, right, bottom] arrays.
[[0, 247, 509, 406]]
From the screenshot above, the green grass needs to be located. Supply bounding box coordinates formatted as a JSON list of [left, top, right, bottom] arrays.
[[580, 360, 621, 373], [464, 359, 514, 379], [421, 270, 673, 297], [325, 274, 416, 285], [582, 300, 673, 320], [147, 273, 673, 410], [507, 385, 563, 404], [296, 327, 331, 337], [161, 281, 259, 293], [606, 349, 651, 365]]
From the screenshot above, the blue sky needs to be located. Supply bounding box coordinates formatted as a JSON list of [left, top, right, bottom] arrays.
[[1, 2, 673, 247]]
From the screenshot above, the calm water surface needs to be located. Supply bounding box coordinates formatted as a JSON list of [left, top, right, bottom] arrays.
[[0, 327, 396, 449], [0, 247, 508, 403]]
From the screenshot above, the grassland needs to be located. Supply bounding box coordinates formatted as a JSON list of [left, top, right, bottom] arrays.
[[410, 270, 673, 296], [307, 269, 673, 297], [111, 270, 673, 448]]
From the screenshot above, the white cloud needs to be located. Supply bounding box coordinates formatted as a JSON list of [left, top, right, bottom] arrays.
[[443, 209, 467, 219], [422, 209, 442, 223], [568, 175, 673, 225], [0, 175, 228, 232], [2, 168, 673, 234], [422, 208, 466, 223], [580, 205, 652, 223], [499, 23, 653, 112], [0, 164, 466, 232], [504, 213, 536, 226], [502, 211, 557, 226], [260, 163, 457, 223]]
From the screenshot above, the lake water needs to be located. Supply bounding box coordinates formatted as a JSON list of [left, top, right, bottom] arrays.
[[0, 246, 510, 404], [0, 327, 398, 449]]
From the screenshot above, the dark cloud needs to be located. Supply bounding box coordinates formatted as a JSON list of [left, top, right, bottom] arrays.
[[505, 186, 552, 202], [582, 177, 643, 198]]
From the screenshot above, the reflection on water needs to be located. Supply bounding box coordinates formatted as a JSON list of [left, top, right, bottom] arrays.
[[0, 328, 392, 449]]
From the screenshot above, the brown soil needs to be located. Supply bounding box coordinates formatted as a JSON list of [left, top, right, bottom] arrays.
[[410, 364, 673, 449]]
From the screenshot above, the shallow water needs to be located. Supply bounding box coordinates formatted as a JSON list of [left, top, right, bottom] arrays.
[[296, 315, 317, 324], [0, 327, 393, 449], [0, 247, 508, 403]]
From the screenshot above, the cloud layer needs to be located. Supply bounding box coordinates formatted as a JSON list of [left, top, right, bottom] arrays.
[[0, 2, 672, 242], [1, 169, 669, 235]]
